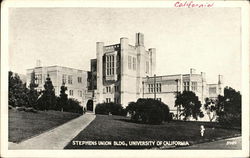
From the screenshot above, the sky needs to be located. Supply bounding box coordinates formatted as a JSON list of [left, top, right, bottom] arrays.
[[9, 7, 241, 91]]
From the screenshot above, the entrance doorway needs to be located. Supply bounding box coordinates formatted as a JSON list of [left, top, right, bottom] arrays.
[[86, 100, 93, 111]]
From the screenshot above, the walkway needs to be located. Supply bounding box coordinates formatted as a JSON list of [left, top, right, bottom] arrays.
[[181, 137, 242, 149], [9, 113, 96, 150]]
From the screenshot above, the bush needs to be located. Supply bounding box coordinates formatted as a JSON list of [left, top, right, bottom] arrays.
[[126, 98, 170, 124], [64, 98, 83, 115], [95, 102, 126, 116]]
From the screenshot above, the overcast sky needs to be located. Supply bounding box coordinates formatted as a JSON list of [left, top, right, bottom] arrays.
[[9, 8, 241, 90]]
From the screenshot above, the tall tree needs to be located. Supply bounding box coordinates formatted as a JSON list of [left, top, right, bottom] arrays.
[[216, 87, 241, 127], [175, 91, 203, 120], [8, 71, 28, 107], [27, 70, 39, 108], [38, 74, 56, 110], [204, 98, 217, 122], [58, 82, 68, 111]]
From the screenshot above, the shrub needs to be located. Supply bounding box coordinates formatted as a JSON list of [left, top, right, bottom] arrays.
[[216, 87, 241, 128], [126, 98, 170, 124], [95, 102, 126, 116], [64, 98, 83, 115]]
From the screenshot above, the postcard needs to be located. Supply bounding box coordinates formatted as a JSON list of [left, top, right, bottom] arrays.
[[1, 0, 249, 157]]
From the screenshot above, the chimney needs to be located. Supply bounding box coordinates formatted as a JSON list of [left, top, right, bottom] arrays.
[[36, 60, 41, 67], [218, 74, 223, 84], [190, 68, 196, 75], [201, 72, 206, 82], [135, 32, 144, 46]]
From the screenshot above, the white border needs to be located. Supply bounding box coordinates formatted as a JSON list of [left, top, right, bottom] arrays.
[[1, 1, 249, 157]]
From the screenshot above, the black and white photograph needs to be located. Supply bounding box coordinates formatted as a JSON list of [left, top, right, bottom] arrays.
[[1, 0, 249, 157]]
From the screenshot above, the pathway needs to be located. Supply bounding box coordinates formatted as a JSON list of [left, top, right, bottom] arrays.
[[9, 113, 96, 150]]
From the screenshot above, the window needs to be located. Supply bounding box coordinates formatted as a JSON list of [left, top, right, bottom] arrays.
[[106, 86, 111, 93], [78, 77, 82, 83], [114, 85, 119, 92], [156, 83, 162, 93], [78, 90, 82, 97], [62, 74, 67, 84], [106, 55, 115, 76], [183, 82, 190, 91], [68, 75, 73, 84], [128, 56, 132, 69], [151, 84, 154, 93], [35, 74, 42, 84], [69, 90, 74, 96], [209, 87, 217, 94], [106, 98, 111, 103], [148, 84, 151, 93], [133, 57, 136, 70], [191, 82, 197, 91], [146, 61, 149, 73]]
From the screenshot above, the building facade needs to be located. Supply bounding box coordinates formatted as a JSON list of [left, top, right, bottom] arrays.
[[26, 33, 224, 118], [26, 62, 88, 106], [87, 33, 224, 117], [87, 33, 156, 110], [142, 70, 223, 115]]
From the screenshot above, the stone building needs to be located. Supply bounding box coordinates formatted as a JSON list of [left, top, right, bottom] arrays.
[[26, 61, 88, 106], [87, 33, 156, 110], [26, 33, 224, 117], [87, 33, 224, 116], [142, 70, 223, 115]]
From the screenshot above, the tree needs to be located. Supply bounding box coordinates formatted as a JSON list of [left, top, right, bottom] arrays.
[[175, 91, 203, 120], [57, 82, 68, 111], [37, 74, 56, 110], [27, 70, 39, 108], [216, 87, 241, 127], [67, 98, 83, 114], [8, 71, 28, 107], [126, 98, 170, 124], [204, 98, 217, 122]]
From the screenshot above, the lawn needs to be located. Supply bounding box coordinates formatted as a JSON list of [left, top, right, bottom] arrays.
[[65, 114, 241, 149], [9, 109, 81, 143]]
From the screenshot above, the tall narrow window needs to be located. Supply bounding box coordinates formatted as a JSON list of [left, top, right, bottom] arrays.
[[35, 74, 42, 84], [68, 75, 73, 84], [69, 90, 74, 96], [77, 77, 82, 83], [191, 82, 197, 91], [62, 74, 67, 84], [183, 82, 190, 91], [106, 55, 115, 76]]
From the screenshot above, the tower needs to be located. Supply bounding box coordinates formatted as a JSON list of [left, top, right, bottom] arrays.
[[135, 32, 144, 46], [218, 74, 223, 95], [96, 42, 104, 105]]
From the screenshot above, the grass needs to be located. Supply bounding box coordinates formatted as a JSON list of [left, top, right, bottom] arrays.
[[65, 114, 241, 149], [9, 109, 81, 143]]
